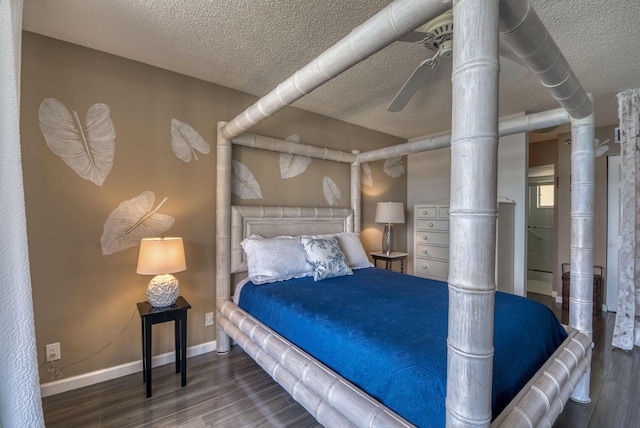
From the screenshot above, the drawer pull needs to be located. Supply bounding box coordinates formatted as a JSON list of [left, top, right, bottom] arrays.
[[423, 264, 428, 270], [429, 223, 434, 227], [423, 210, 429, 215], [422, 249, 428, 254], [423, 235, 428, 240]]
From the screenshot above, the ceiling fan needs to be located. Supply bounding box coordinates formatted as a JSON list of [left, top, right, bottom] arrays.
[[387, 10, 529, 112]]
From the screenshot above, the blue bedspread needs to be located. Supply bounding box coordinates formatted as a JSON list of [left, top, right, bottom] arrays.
[[238, 268, 567, 427]]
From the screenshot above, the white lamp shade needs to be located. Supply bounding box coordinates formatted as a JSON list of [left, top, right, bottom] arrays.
[[136, 237, 186, 275], [375, 202, 405, 224]]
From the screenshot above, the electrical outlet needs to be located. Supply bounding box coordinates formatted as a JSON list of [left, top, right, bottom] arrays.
[[46, 343, 61, 362], [205, 312, 214, 326]]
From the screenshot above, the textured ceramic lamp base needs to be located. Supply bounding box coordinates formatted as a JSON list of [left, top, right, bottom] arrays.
[[147, 274, 179, 307]]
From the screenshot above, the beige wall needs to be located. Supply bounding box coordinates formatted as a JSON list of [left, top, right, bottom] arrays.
[[21, 32, 405, 384]]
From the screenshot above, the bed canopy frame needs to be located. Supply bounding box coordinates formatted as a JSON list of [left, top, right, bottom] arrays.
[[215, 0, 595, 426]]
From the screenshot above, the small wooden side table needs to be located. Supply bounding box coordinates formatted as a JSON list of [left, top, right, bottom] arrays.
[[370, 252, 409, 273], [137, 296, 191, 398]]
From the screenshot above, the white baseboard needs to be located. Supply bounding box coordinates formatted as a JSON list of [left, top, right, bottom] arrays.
[[40, 340, 216, 397]]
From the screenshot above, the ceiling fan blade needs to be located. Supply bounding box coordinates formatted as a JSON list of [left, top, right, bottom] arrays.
[[499, 55, 528, 82], [397, 31, 428, 43], [387, 60, 435, 112]]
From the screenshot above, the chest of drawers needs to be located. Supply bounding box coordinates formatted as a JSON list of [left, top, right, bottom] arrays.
[[414, 204, 450, 281], [413, 201, 515, 292]]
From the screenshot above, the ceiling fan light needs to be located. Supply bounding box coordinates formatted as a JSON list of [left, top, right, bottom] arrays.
[[439, 40, 453, 58]]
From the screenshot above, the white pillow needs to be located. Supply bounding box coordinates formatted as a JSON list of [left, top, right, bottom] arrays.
[[310, 232, 373, 269], [241, 235, 313, 284], [334, 232, 373, 269], [301, 236, 353, 281]]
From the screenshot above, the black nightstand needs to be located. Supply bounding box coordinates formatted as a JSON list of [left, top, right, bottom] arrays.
[[137, 296, 191, 398], [370, 252, 409, 273]]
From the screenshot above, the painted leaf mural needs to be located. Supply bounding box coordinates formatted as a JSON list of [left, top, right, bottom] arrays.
[[38, 98, 116, 186], [279, 135, 311, 179], [323, 176, 341, 206], [383, 156, 405, 178], [232, 160, 262, 199], [361, 162, 373, 187], [171, 119, 211, 162], [595, 138, 610, 158], [100, 191, 175, 255]]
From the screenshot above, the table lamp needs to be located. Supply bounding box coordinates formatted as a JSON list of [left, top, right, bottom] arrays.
[[375, 202, 405, 255], [136, 237, 186, 307]]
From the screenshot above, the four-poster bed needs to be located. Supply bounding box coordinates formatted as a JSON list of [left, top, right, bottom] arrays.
[[215, 0, 595, 426]]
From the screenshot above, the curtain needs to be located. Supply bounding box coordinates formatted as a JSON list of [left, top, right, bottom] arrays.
[[0, 0, 45, 426], [612, 88, 640, 351]]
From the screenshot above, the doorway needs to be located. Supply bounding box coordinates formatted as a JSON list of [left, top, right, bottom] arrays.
[[527, 165, 555, 296]]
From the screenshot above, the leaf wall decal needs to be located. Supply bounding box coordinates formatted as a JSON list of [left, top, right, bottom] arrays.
[[279, 134, 311, 179], [171, 119, 211, 162], [323, 176, 341, 206], [231, 160, 263, 199], [100, 191, 175, 255], [383, 156, 406, 178], [38, 98, 116, 186], [361, 162, 373, 187], [595, 138, 610, 158]]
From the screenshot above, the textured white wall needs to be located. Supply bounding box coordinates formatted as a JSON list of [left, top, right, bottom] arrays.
[[0, 0, 45, 426], [496, 132, 528, 296]]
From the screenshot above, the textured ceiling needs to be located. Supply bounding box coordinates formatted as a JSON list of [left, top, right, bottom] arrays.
[[22, 0, 640, 140]]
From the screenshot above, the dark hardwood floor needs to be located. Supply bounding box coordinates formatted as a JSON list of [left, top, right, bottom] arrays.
[[42, 347, 321, 428], [43, 296, 639, 427], [528, 293, 640, 428]]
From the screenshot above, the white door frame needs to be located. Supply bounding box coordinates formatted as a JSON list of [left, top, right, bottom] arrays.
[[606, 154, 621, 312]]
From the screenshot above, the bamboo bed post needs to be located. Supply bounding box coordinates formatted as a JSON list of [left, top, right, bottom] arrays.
[[216, 122, 232, 354], [446, 0, 500, 426], [568, 105, 595, 403], [497, 0, 595, 409], [351, 150, 361, 233]]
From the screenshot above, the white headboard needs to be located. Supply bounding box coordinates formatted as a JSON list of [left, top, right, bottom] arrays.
[[231, 206, 354, 273]]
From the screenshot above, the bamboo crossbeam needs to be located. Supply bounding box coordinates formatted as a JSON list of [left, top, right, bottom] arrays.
[[218, 0, 452, 141], [232, 132, 356, 163], [356, 108, 570, 162], [499, 0, 593, 119], [217, 300, 414, 428]]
